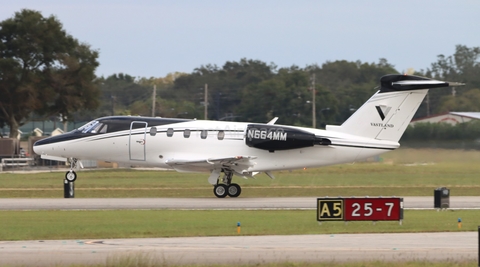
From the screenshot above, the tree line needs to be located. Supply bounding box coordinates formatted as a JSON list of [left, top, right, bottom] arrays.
[[403, 121, 480, 142], [1, 9, 480, 139], [94, 46, 480, 130]]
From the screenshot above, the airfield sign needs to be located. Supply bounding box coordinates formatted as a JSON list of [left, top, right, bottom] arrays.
[[317, 197, 403, 222]]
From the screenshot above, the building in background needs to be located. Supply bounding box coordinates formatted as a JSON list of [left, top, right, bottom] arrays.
[[410, 112, 480, 126]]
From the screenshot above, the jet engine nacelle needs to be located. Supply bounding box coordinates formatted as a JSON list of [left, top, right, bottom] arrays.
[[245, 124, 330, 152]]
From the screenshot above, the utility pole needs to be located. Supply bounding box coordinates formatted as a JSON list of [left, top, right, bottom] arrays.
[[312, 73, 316, 128], [152, 85, 156, 117], [204, 83, 208, 120], [63, 115, 68, 132], [111, 95, 115, 116]]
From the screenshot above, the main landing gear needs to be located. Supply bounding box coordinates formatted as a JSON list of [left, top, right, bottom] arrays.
[[213, 170, 242, 198]]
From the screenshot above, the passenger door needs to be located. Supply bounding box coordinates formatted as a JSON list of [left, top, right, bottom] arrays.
[[129, 121, 148, 161]]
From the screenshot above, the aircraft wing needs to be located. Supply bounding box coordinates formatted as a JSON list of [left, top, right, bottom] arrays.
[[40, 154, 68, 162], [165, 156, 257, 173]]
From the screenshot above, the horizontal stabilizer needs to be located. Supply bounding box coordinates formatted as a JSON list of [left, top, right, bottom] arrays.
[[380, 74, 464, 92]]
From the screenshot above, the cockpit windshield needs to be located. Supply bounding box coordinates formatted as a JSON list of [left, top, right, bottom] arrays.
[[77, 120, 107, 134], [73, 116, 191, 135]]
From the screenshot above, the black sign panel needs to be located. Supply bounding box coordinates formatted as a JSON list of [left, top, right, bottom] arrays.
[[317, 198, 344, 221]]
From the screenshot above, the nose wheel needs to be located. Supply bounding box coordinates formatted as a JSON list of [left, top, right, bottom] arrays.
[[65, 170, 77, 182], [65, 157, 80, 182]]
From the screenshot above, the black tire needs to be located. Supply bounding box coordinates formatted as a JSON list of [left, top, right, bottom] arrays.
[[227, 183, 242, 198], [213, 184, 228, 198], [65, 171, 77, 182]]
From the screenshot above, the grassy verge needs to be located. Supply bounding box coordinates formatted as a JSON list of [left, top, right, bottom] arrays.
[[0, 209, 477, 241], [1, 163, 480, 197], [1, 148, 480, 197]]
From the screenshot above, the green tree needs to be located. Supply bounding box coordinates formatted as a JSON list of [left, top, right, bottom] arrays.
[[430, 45, 480, 87], [308, 59, 397, 123], [420, 45, 480, 117], [136, 72, 191, 117], [436, 89, 480, 113], [171, 59, 276, 120], [0, 9, 99, 137], [165, 58, 396, 125], [402, 120, 480, 142], [238, 66, 338, 127], [97, 73, 152, 116]]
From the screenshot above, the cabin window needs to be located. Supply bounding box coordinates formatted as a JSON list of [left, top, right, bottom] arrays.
[[150, 127, 157, 136], [217, 130, 225, 140], [106, 123, 130, 133], [184, 129, 191, 138], [167, 128, 174, 137], [201, 130, 208, 139], [131, 123, 147, 129]]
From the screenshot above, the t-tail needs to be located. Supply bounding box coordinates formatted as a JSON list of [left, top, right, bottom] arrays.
[[326, 74, 465, 142]]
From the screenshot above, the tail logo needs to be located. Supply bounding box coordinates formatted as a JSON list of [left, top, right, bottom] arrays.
[[375, 105, 391, 121]]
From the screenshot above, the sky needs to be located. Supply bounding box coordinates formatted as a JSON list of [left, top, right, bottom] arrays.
[[2, 0, 480, 78]]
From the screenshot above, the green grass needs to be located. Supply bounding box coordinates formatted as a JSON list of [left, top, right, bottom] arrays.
[[0, 209, 477, 241], [1, 149, 480, 197]]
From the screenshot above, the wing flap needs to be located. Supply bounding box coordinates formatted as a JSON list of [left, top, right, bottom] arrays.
[[165, 156, 257, 173]]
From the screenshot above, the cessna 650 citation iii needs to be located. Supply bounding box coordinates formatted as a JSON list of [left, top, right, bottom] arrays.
[[33, 74, 464, 198]]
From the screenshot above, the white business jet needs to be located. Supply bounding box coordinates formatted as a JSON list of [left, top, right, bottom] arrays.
[[33, 74, 463, 198]]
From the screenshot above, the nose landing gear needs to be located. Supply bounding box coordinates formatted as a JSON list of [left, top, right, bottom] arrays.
[[65, 158, 80, 182], [65, 170, 77, 182]]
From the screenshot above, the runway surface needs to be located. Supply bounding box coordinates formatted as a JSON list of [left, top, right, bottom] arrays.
[[1, 232, 477, 266], [0, 196, 478, 210], [1, 197, 479, 266]]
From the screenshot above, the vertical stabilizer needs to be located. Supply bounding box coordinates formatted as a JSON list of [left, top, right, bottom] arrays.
[[326, 75, 464, 142]]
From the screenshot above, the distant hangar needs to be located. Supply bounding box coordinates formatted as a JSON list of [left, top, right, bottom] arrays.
[[410, 112, 480, 126]]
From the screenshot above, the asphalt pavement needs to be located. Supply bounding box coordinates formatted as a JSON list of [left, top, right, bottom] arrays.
[[0, 196, 478, 210]]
